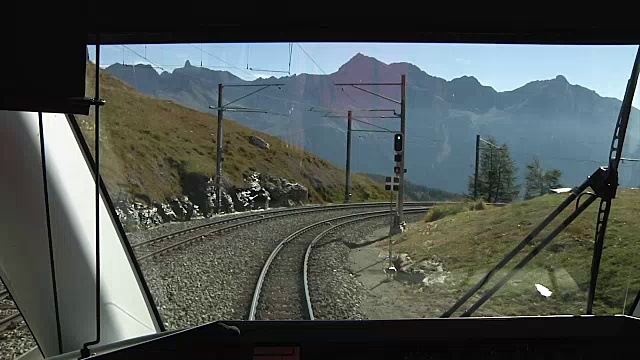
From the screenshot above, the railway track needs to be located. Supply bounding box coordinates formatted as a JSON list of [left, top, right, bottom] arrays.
[[134, 202, 437, 262], [0, 290, 22, 332], [0, 312, 21, 332], [248, 207, 430, 320]]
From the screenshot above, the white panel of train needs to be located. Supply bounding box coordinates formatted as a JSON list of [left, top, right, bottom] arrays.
[[0, 111, 160, 358]]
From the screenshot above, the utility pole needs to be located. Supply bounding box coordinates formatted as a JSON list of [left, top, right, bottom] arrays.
[[397, 74, 407, 227], [495, 163, 501, 203], [215, 84, 224, 212], [317, 109, 396, 203], [210, 82, 286, 213], [345, 110, 352, 203], [334, 78, 404, 233], [474, 134, 480, 199], [488, 148, 494, 203]]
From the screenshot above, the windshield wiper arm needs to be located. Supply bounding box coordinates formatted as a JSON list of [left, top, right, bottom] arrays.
[[442, 46, 640, 317]]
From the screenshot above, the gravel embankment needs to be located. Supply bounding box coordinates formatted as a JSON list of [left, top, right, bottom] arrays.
[[140, 207, 387, 330], [308, 213, 424, 320], [0, 325, 36, 360], [0, 293, 36, 360], [126, 209, 277, 245], [0, 209, 422, 360]]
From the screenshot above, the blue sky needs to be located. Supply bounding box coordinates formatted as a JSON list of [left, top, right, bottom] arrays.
[[88, 43, 639, 104]]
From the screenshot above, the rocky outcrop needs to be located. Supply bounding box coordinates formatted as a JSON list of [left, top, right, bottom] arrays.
[[232, 172, 271, 211], [115, 201, 164, 230], [116, 197, 204, 231], [116, 172, 308, 231], [261, 174, 308, 207], [392, 253, 448, 288], [203, 181, 235, 214], [249, 135, 270, 149]]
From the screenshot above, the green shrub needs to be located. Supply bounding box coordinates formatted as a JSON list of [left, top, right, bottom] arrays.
[[469, 200, 487, 211], [424, 201, 486, 222]]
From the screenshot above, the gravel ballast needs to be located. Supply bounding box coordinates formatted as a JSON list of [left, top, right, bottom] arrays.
[[308, 213, 424, 320], [140, 207, 399, 330], [0, 208, 425, 359], [126, 208, 280, 245], [0, 324, 36, 360], [0, 293, 36, 360]]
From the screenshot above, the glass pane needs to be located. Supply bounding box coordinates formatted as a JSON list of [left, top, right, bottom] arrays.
[[72, 43, 640, 333]]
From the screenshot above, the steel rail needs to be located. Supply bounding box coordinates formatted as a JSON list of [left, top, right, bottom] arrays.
[[249, 207, 429, 320], [132, 201, 439, 251], [303, 208, 427, 320], [136, 203, 437, 262], [0, 312, 21, 330]]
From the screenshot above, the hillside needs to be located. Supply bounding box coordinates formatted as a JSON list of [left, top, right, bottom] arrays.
[[389, 189, 640, 316], [364, 173, 463, 201], [78, 64, 388, 204], [105, 54, 640, 193]]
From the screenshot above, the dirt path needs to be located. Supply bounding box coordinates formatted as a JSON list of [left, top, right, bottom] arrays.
[[349, 226, 458, 319]]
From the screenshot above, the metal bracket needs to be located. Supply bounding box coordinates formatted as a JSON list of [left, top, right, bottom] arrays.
[[588, 166, 618, 201]]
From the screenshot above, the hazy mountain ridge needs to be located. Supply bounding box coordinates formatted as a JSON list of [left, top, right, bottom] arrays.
[[105, 53, 640, 193]]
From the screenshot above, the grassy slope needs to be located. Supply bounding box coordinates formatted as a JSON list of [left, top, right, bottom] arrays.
[[392, 189, 640, 316], [78, 64, 387, 203]]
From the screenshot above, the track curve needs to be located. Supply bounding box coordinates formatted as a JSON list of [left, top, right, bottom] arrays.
[[249, 207, 429, 320], [135, 202, 436, 262]]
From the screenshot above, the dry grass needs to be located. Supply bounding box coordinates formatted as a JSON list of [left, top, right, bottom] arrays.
[[78, 64, 387, 203], [423, 200, 487, 222], [393, 189, 640, 316]]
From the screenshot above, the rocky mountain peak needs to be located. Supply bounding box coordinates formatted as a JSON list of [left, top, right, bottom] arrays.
[[337, 52, 386, 73], [554, 74, 568, 83], [450, 75, 482, 86]]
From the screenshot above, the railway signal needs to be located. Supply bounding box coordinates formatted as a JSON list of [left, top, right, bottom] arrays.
[[336, 75, 406, 234], [385, 176, 399, 191], [394, 133, 403, 152]]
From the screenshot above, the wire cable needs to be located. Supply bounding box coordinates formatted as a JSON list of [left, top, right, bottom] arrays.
[[189, 44, 256, 79], [296, 43, 363, 110], [122, 45, 166, 72]]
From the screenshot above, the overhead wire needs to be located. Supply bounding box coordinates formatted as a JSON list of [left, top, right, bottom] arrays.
[[289, 43, 293, 74], [187, 43, 257, 79], [351, 117, 394, 132], [295, 43, 364, 111], [245, 43, 293, 74], [102, 62, 236, 70], [122, 45, 167, 72]]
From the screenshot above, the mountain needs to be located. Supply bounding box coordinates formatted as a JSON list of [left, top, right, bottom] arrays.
[[105, 54, 640, 193], [79, 63, 394, 204], [364, 174, 463, 201]]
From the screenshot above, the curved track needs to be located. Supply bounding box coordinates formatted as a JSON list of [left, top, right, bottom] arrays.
[[248, 207, 429, 320], [0, 290, 21, 331], [135, 202, 435, 262], [0, 312, 21, 331]]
